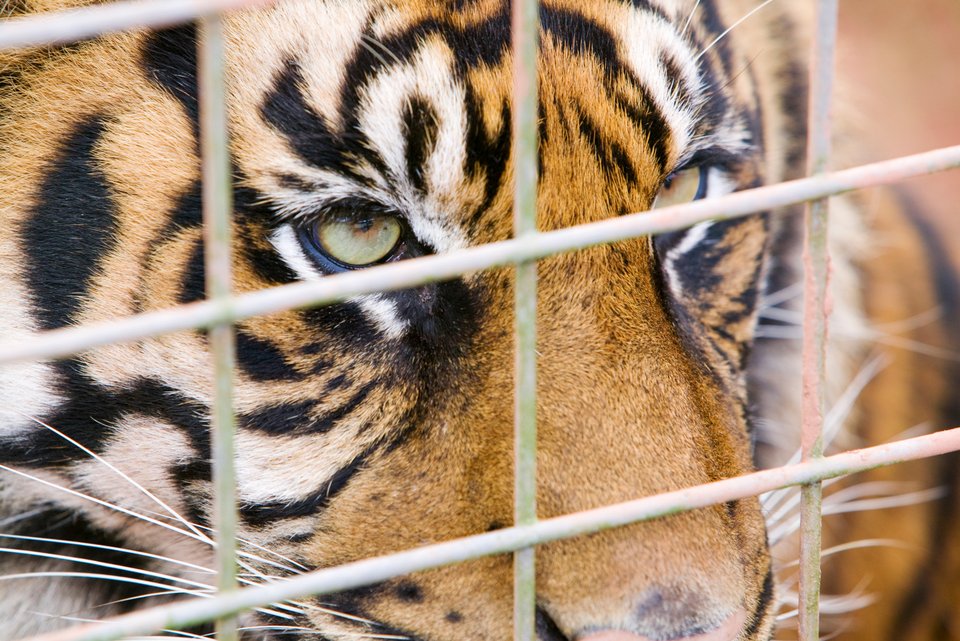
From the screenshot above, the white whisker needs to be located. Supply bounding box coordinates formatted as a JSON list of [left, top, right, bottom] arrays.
[[23, 414, 210, 543], [0, 533, 214, 575], [0, 464, 208, 544], [28, 612, 210, 640], [761, 354, 888, 519], [1, 571, 209, 596], [696, 0, 778, 60], [781, 539, 915, 570], [871, 307, 943, 333], [190, 521, 310, 573], [761, 282, 803, 310], [680, 0, 703, 36], [0, 507, 49, 529], [360, 34, 404, 68], [0, 546, 213, 591], [823, 487, 946, 516]]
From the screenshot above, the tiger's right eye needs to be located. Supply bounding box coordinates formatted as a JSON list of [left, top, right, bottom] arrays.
[[307, 215, 403, 268]]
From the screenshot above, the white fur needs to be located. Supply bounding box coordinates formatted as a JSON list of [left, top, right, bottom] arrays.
[[662, 171, 736, 298], [618, 10, 703, 163], [0, 244, 63, 435]]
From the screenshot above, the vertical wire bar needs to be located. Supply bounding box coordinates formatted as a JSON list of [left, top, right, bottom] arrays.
[[512, 0, 539, 640], [199, 14, 240, 641], [798, 1, 838, 640]]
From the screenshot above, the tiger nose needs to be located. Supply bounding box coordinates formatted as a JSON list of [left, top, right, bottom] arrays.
[[577, 608, 747, 641]]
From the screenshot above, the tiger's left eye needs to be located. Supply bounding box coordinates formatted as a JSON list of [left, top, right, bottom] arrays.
[[312, 215, 402, 267], [652, 166, 707, 210]]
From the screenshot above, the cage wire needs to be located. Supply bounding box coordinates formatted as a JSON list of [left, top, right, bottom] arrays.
[[2, 1, 960, 641]]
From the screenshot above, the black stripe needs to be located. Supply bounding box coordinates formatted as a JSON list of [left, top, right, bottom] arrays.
[[260, 59, 365, 180], [695, 1, 736, 76], [239, 446, 374, 525], [235, 330, 303, 382], [541, 7, 673, 171], [614, 90, 671, 172], [141, 24, 199, 138], [0, 363, 209, 469], [463, 87, 511, 230], [401, 96, 440, 195], [21, 116, 118, 330], [309, 381, 377, 433], [622, 0, 669, 22], [743, 565, 775, 639], [179, 235, 206, 305], [239, 381, 376, 436], [240, 399, 316, 435], [575, 105, 638, 184], [660, 51, 695, 111]]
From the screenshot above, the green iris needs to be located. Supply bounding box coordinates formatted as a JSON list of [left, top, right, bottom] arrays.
[[315, 215, 403, 267], [652, 166, 704, 210]]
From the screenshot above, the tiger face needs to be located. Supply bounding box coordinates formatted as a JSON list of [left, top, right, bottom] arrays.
[[0, 1, 815, 639]]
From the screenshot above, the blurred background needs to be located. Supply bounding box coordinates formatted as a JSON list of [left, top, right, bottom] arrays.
[[837, 0, 960, 243]]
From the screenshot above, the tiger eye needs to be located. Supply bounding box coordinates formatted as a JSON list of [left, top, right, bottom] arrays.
[[652, 166, 705, 210], [315, 216, 402, 267]]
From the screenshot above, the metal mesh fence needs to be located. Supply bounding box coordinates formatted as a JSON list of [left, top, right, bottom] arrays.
[[2, 1, 960, 640]]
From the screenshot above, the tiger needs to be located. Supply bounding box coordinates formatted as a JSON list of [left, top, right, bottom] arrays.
[[1, 1, 958, 640]]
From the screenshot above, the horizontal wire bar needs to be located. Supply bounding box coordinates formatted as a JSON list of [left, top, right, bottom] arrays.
[[23, 426, 960, 641], [1, 145, 959, 367], [0, 0, 273, 51]]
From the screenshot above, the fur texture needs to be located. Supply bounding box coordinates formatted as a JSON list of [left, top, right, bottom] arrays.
[[0, 2, 958, 640]]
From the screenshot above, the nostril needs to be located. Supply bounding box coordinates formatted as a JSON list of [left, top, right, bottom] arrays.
[[578, 609, 746, 641]]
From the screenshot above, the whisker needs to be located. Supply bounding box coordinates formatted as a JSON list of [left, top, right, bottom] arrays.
[[823, 487, 946, 515], [1, 571, 209, 595], [0, 548, 214, 590], [0, 533, 215, 576], [761, 354, 888, 519], [781, 538, 916, 570], [760, 282, 803, 309], [870, 307, 943, 334], [758, 308, 960, 360], [190, 522, 310, 573], [357, 36, 394, 69], [0, 507, 49, 529], [696, 0, 778, 60], [768, 485, 944, 545], [0, 464, 207, 544], [86, 588, 303, 623], [360, 33, 404, 67], [29, 611, 210, 640], [680, 0, 703, 36], [24, 414, 210, 543]]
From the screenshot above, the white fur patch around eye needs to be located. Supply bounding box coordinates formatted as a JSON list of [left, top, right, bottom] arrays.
[[269, 224, 408, 339], [355, 37, 468, 254], [270, 224, 324, 282], [618, 10, 704, 162], [662, 170, 736, 298]]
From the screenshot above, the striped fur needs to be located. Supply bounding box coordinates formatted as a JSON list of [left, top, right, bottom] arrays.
[[1, 2, 958, 640]]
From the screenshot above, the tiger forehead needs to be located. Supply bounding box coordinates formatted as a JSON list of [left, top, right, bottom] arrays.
[[226, 0, 703, 241]]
